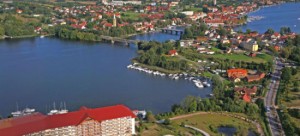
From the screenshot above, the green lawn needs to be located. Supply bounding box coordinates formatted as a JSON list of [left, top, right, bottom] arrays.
[[173, 113, 256, 136], [291, 116, 300, 130], [183, 7, 203, 12], [208, 53, 273, 63], [282, 68, 300, 107], [140, 113, 256, 136], [121, 12, 141, 21], [256, 54, 273, 62]]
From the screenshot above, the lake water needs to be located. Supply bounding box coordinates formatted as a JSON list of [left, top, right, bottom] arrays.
[[218, 126, 237, 136], [218, 126, 257, 136], [235, 2, 300, 33], [0, 32, 212, 117]]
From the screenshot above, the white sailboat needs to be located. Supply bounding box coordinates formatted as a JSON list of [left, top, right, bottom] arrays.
[[11, 103, 22, 117]]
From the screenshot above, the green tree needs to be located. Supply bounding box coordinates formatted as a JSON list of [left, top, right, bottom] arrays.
[[265, 28, 275, 35], [181, 95, 198, 112], [182, 28, 193, 39], [146, 111, 156, 123], [163, 118, 171, 125], [0, 26, 4, 36], [281, 68, 292, 82]]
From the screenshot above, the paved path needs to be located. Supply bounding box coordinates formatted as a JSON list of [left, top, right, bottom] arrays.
[[264, 58, 285, 136], [169, 112, 207, 120], [184, 125, 210, 136]]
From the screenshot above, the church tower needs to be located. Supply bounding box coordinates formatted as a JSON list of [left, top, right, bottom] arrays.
[[113, 14, 117, 27]]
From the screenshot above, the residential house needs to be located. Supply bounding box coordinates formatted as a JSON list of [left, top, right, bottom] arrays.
[[240, 41, 258, 52], [168, 50, 178, 56], [247, 72, 265, 82], [227, 68, 248, 81], [234, 86, 257, 102]]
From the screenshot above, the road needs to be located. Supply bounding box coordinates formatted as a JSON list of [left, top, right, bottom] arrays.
[[264, 58, 285, 136]]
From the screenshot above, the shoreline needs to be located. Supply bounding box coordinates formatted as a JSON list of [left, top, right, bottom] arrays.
[[1, 34, 54, 40]]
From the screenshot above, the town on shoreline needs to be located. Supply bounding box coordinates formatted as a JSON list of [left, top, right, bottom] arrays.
[[0, 0, 300, 136]]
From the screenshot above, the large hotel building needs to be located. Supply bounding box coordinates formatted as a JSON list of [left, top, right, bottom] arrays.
[[0, 105, 136, 136]]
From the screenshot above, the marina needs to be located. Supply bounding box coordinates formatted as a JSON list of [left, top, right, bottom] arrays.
[[127, 63, 211, 89]]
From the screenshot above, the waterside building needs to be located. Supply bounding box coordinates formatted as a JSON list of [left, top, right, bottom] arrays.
[[0, 105, 136, 136]]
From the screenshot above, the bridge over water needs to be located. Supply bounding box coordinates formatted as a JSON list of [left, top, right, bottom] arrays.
[[99, 35, 143, 45], [100, 27, 184, 45], [159, 27, 184, 35]]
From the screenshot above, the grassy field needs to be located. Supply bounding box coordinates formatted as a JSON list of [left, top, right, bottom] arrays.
[[209, 53, 273, 63], [291, 116, 300, 130], [0, 14, 39, 23], [183, 7, 203, 12], [173, 113, 256, 136], [121, 12, 141, 21], [282, 68, 300, 107], [140, 113, 256, 136]]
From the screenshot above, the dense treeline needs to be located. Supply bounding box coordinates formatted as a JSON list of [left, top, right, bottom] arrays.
[[279, 111, 300, 136], [280, 34, 300, 63], [136, 41, 188, 71], [0, 2, 52, 14], [277, 67, 300, 136], [277, 67, 298, 103], [157, 75, 259, 119], [0, 14, 37, 37], [55, 25, 136, 41], [181, 24, 208, 39], [55, 26, 100, 41]]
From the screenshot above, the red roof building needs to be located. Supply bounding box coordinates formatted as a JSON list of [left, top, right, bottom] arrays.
[[274, 45, 281, 52], [249, 52, 256, 57], [0, 105, 136, 136], [234, 86, 257, 95], [235, 86, 257, 102], [243, 93, 251, 102], [227, 68, 248, 79], [16, 9, 23, 14], [247, 72, 265, 82], [168, 50, 178, 56]]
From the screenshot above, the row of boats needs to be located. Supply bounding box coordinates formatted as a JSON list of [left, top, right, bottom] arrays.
[[127, 63, 211, 89], [127, 63, 167, 77], [11, 102, 68, 117], [247, 16, 264, 22], [11, 107, 36, 117]]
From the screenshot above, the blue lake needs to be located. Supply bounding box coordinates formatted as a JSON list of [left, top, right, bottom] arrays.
[[235, 2, 300, 33], [0, 33, 212, 117]]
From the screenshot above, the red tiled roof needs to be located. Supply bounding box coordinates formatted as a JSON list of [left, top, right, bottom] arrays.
[[0, 105, 135, 136], [227, 68, 248, 79], [168, 50, 177, 55], [234, 86, 257, 95], [243, 94, 251, 102], [247, 72, 265, 82]]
